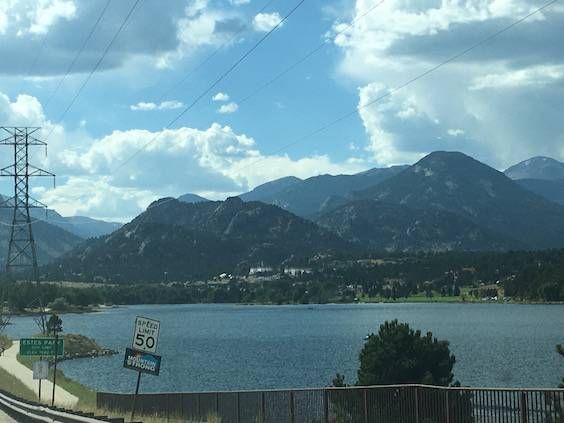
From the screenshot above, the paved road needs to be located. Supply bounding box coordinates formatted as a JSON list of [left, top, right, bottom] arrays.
[[0, 341, 78, 407]]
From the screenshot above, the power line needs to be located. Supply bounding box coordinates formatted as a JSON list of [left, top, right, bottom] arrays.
[[43, 0, 113, 110], [112, 0, 307, 174], [230, 0, 559, 175], [153, 0, 277, 105], [45, 0, 143, 140], [237, 0, 385, 106], [112, 0, 558, 219]]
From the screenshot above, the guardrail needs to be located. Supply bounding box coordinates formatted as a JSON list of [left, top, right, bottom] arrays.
[[0, 389, 127, 423], [97, 384, 564, 423]]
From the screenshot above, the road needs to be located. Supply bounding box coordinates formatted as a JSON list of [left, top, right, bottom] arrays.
[[0, 341, 78, 407]]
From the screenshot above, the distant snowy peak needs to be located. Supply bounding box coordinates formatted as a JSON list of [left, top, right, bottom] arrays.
[[505, 156, 564, 181]]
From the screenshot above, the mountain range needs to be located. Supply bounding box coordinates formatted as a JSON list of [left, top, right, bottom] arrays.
[[503, 156, 564, 206], [0, 194, 121, 267], [7, 150, 564, 281], [44, 197, 350, 282], [237, 166, 408, 217]]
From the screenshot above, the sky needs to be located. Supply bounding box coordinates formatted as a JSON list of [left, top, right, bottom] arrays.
[[0, 0, 563, 221]]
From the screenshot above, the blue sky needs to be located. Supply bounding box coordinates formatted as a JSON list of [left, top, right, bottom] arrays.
[[0, 0, 563, 221]]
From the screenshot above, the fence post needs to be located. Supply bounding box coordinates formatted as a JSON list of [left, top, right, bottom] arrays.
[[414, 387, 419, 423], [520, 391, 528, 423], [261, 391, 266, 423], [445, 389, 450, 423], [166, 393, 170, 423], [324, 389, 329, 423], [236, 392, 240, 423], [197, 393, 201, 421], [290, 391, 295, 423], [363, 388, 368, 423]]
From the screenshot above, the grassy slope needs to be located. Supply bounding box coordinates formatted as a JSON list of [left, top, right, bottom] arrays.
[[17, 355, 96, 408], [0, 367, 37, 402]]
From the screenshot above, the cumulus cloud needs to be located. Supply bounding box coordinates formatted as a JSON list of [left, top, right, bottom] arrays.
[[130, 100, 184, 111], [252, 12, 282, 32], [333, 0, 564, 167], [28, 0, 77, 35], [0, 0, 247, 75], [212, 92, 230, 102], [0, 86, 360, 220], [470, 65, 564, 90], [217, 102, 239, 114]]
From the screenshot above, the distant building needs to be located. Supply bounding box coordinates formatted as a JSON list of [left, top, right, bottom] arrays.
[[284, 267, 312, 277], [249, 266, 274, 276]]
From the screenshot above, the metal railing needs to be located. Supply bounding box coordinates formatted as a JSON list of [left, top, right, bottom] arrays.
[[0, 389, 125, 423], [97, 384, 564, 423]]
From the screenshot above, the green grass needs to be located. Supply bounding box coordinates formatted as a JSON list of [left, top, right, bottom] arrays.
[[0, 335, 12, 350], [360, 289, 481, 304], [0, 366, 37, 402], [17, 355, 96, 408]]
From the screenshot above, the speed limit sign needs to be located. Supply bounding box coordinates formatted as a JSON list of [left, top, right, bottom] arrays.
[[132, 316, 160, 353]]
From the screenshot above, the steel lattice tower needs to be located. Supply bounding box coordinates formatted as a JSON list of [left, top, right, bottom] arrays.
[[0, 127, 55, 281]]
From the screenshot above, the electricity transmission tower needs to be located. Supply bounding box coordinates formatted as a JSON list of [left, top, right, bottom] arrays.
[[0, 127, 55, 281]]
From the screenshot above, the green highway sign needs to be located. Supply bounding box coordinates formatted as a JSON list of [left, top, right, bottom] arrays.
[[19, 338, 64, 356]]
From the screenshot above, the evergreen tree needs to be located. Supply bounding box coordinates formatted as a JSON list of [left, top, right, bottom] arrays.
[[357, 320, 455, 386]]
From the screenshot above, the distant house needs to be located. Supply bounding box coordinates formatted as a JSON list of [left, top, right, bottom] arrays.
[[283, 267, 312, 277], [249, 266, 274, 276]]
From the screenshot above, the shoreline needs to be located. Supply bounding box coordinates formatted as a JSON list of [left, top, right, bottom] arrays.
[[8, 299, 564, 318]]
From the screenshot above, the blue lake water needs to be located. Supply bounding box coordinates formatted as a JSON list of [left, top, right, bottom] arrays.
[[5, 303, 564, 394]]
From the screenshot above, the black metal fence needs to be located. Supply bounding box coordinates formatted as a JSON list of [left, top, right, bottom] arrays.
[[97, 385, 564, 423]]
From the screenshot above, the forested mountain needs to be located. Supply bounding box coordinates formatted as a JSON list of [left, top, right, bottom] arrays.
[[1, 194, 121, 239], [354, 151, 564, 249], [0, 210, 82, 265], [43, 197, 350, 282], [316, 199, 517, 252], [515, 178, 564, 206], [239, 166, 408, 217], [40, 210, 122, 239]]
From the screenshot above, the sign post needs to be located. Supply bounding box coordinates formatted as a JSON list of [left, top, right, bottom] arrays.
[[21, 338, 63, 405], [32, 360, 49, 402], [124, 316, 161, 420]]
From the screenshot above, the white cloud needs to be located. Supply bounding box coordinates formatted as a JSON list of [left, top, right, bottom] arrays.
[[131, 102, 157, 111], [252, 12, 282, 32], [230, 0, 250, 5], [218, 102, 239, 114], [130, 100, 184, 111], [28, 0, 76, 34], [51, 122, 364, 220], [358, 83, 425, 165], [212, 92, 230, 102], [158, 100, 184, 110], [37, 176, 156, 222], [470, 65, 564, 90], [333, 0, 564, 167], [448, 129, 465, 137]]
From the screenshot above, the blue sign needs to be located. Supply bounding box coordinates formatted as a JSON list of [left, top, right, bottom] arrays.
[[123, 347, 161, 376]]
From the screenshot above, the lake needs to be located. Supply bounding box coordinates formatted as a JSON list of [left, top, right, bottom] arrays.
[[5, 303, 564, 394]]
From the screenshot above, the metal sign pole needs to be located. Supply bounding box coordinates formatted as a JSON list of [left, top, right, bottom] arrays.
[[38, 355, 42, 403], [51, 335, 58, 407], [131, 371, 142, 420]]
